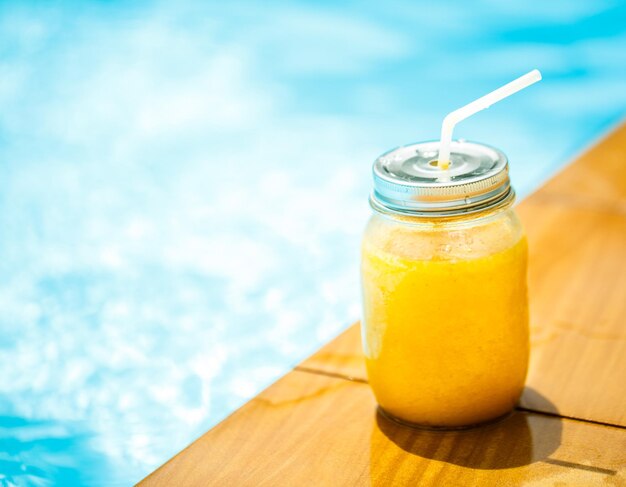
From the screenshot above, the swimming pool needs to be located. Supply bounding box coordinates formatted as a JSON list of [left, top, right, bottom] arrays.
[[0, 1, 625, 485]]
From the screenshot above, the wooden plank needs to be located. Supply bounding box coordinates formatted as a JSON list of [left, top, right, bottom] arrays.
[[140, 370, 626, 486], [534, 120, 626, 206], [518, 198, 626, 426], [296, 324, 364, 381], [299, 121, 626, 427]]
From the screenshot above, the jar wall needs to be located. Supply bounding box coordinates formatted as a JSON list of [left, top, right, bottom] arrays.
[[360, 206, 529, 428]]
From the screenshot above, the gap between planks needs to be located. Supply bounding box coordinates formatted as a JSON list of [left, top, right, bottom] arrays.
[[294, 364, 626, 431]]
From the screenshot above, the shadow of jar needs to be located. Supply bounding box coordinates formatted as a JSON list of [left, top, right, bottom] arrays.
[[369, 388, 561, 483]]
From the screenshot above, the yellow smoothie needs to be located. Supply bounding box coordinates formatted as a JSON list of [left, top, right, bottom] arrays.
[[361, 212, 529, 428]]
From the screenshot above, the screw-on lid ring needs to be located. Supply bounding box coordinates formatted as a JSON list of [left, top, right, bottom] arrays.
[[372, 140, 512, 215]]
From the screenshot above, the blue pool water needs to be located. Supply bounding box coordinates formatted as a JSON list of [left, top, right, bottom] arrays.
[[0, 1, 625, 485]]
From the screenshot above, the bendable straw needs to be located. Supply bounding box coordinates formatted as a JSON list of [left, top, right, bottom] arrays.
[[438, 69, 542, 169]]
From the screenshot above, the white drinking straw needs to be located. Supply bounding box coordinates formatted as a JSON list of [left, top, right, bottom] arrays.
[[437, 69, 542, 169]]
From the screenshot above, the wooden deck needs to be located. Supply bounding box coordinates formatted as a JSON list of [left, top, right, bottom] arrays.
[[139, 122, 626, 486]]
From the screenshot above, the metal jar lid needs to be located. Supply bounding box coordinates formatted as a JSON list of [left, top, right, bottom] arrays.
[[371, 140, 514, 216]]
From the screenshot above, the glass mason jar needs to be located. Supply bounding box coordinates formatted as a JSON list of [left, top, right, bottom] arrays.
[[361, 141, 529, 429]]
